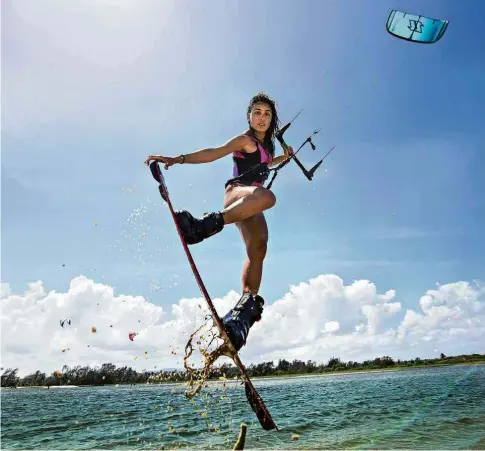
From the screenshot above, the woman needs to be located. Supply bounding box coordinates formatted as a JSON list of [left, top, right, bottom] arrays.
[[144, 92, 292, 351]]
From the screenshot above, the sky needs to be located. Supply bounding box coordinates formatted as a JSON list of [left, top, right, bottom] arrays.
[[1, 0, 484, 377]]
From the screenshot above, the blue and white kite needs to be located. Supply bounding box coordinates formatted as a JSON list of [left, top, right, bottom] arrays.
[[387, 10, 449, 44]]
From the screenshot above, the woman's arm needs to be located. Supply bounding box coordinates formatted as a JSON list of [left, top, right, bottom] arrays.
[[269, 155, 288, 167], [144, 135, 250, 168], [268, 146, 294, 168], [181, 135, 250, 164]]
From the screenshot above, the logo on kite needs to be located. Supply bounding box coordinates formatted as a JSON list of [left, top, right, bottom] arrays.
[[128, 332, 138, 341], [60, 319, 71, 327], [387, 10, 449, 44], [408, 20, 423, 34]]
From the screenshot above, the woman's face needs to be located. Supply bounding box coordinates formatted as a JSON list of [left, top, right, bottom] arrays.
[[249, 102, 272, 134]]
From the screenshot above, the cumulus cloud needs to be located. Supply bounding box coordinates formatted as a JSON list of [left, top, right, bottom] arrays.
[[1, 275, 484, 376], [398, 281, 485, 346], [0, 276, 238, 376]]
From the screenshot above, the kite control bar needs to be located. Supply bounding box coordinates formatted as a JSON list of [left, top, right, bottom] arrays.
[[267, 109, 336, 189]]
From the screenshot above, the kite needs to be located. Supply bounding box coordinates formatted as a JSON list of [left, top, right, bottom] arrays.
[[386, 10, 449, 44]]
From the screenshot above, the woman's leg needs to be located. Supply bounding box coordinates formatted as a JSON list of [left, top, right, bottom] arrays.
[[223, 184, 273, 293], [236, 213, 268, 295], [221, 186, 276, 225], [174, 184, 275, 245], [220, 185, 270, 351]]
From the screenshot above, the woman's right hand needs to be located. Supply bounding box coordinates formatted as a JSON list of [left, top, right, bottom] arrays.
[[144, 154, 180, 170]]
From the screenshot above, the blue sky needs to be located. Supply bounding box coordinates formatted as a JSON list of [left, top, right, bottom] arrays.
[[2, 0, 485, 373]]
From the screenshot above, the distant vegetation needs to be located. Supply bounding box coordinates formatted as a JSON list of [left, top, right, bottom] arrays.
[[2, 353, 484, 388]]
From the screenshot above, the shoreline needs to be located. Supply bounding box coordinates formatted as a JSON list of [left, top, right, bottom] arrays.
[[250, 361, 485, 381], [2, 385, 81, 390], [2, 361, 483, 389]]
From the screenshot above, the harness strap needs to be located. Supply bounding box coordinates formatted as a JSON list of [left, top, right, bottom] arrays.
[[225, 162, 270, 188]]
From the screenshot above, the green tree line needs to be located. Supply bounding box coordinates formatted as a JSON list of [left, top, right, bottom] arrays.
[[2, 353, 484, 388]]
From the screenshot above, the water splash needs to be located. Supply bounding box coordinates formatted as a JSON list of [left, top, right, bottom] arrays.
[[183, 315, 235, 399]]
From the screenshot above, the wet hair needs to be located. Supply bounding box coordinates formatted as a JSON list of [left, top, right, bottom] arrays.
[[246, 92, 280, 155]]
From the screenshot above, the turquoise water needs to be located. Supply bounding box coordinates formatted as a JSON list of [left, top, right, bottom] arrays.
[[2, 365, 484, 450]]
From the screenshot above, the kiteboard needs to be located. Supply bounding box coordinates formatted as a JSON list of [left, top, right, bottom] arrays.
[[149, 161, 277, 431]]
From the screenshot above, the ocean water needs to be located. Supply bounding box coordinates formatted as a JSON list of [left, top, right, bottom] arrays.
[[1, 365, 484, 450]]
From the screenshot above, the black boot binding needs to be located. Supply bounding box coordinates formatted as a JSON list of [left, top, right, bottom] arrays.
[[222, 292, 264, 352], [174, 210, 224, 245]]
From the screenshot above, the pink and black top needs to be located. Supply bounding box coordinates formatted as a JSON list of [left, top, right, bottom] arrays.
[[225, 133, 274, 188]]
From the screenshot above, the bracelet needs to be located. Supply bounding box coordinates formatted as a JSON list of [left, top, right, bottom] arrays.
[[180, 154, 185, 164]]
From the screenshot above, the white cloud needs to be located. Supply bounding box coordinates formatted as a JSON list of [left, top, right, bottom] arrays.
[[1, 275, 484, 377], [322, 321, 340, 334], [398, 281, 485, 345]]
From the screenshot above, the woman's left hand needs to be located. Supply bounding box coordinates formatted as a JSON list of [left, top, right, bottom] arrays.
[[284, 146, 294, 159]]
